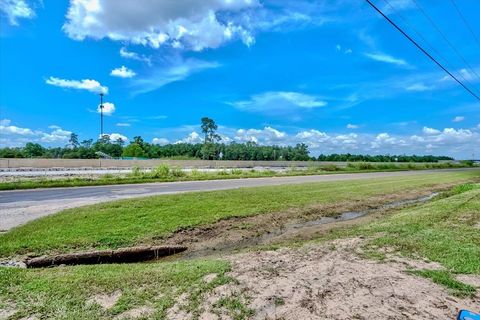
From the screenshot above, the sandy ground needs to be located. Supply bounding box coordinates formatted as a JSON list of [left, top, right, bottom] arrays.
[[168, 238, 479, 320]]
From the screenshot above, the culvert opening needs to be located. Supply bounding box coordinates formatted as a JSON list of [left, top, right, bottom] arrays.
[[24, 245, 187, 268]]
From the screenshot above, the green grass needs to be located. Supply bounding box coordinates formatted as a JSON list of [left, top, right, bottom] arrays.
[[1, 170, 478, 258], [408, 270, 476, 297], [319, 183, 480, 295], [1, 175, 480, 319], [0, 162, 473, 190], [0, 259, 231, 319], [358, 185, 480, 274]]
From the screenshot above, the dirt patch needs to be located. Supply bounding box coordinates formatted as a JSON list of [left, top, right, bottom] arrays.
[[0, 307, 17, 319], [87, 290, 122, 310], [203, 273, 218, 284], [457, 275, 480, 288], [114, 306, 154, 319], [197, 238, 479, 320], [159, 185, 451, 260]]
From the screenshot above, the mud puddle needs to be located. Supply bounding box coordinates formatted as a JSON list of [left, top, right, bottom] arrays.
[[165, 192, 438, 261]]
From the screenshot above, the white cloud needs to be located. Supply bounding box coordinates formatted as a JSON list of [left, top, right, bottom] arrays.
[[97, 102, 115, 115], [364, 52, 409, 67], [336, 44, 352, 54], [110, 66, 136, 78], [40, 129, 72, 143], [232, 91, 327, 115], [0, 119, 73, 146], [453, 116, 465, 123], [152, 137, 169, 145], [46, 77, 108, 94], [406, 82, 434, 91], [132, 58, 220, 94], [176, 131, 203, 144], [119, 47, 151, 65], [116, 122, 131, 127], [346, 124, 359, 129], [0, 0, 35, 25], [0, 119, 12, 126], [63, 0, 259, 51], [0, 123, 34, 135], [382, 0, 415, 14], [235, 127, 286, 144], [101, 133, 128, 142], [422, 127, 440, 135]]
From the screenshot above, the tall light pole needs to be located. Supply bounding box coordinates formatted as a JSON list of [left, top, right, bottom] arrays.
[[99, 93, 104, 137]]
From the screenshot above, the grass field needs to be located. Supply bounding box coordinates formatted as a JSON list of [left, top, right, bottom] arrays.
[[0, 259, 232, 319], [0, 162, 473, 191], [0, 175, 479, 319], [1, 170, 478, 257]]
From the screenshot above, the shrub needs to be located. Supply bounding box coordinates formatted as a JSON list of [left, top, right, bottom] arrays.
[[321, 164, 339, 171], [231, 168, 243, 175], [130, 166, 142, 177], [151, 164, 170, 179], [171, 167, 186, 177]]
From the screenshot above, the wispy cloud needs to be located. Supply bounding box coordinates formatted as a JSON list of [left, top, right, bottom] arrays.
[[453, 116, 465, 123], [0, 0, 35, 26], [364, 52, 410, 67], [120, 47, 151, 65], [406, 82, 434, 92], [131, 58, 220, 95], [231, 91, 327, 116], [46, 77, 108, 94]]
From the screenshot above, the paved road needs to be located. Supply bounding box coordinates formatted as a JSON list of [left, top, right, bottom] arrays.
[[0, 168, 476, 230]]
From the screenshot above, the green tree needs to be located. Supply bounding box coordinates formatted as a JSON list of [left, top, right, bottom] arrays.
[[200, 117, 221, 159], [23, 142, 45, 157], [200, 117, 221, 144], [122, 143, 148, 158], [69, 133, 79, 149]]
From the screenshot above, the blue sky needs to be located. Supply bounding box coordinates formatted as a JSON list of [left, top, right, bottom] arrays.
[[0, 0, 479, 158]]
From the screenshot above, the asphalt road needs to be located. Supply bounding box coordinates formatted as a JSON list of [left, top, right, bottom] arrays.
[[0, 168, 476, 230]]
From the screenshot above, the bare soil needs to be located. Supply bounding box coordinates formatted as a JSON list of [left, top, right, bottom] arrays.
[[168, 238, 479, 320]]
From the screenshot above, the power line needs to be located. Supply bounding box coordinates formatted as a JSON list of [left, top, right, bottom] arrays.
[[411, 0, 480, 85], [365, 0, 480, 101], [449, 0, 480, 50], [380, 0, 471, 86]]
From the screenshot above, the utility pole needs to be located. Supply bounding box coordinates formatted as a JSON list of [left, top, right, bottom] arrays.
[[99, 93, 104, 137]]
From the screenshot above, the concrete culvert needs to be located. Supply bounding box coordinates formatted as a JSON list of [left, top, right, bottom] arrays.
[[24, 246, 187, 268]]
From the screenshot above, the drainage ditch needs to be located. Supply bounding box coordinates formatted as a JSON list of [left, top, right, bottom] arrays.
[[1, 193, 438, 268], [24, 245, 187, 268]]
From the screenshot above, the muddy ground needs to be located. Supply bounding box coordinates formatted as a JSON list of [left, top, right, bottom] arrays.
[[159, 184, 450, 261]]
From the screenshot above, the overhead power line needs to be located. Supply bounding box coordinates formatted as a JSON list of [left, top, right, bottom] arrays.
[[380, 0, 471, 86], [365, 0, 480, 101], [411, 0, 480, 85], [449, 0, 480, 50]]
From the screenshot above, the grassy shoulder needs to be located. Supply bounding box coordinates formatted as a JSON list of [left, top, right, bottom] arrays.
[[327, 183, 480, 297], [1, 176, 479, 319], [1, 170, 478, 258], [0, 162, 474, 191], [0, 259, 232, 319]]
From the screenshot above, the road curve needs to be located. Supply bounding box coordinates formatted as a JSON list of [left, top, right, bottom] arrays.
[[0, 168, 477, 230]]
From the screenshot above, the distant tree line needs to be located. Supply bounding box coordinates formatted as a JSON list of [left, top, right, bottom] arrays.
[[317, 153, 453, 163], [0, 117, 454, 162]]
